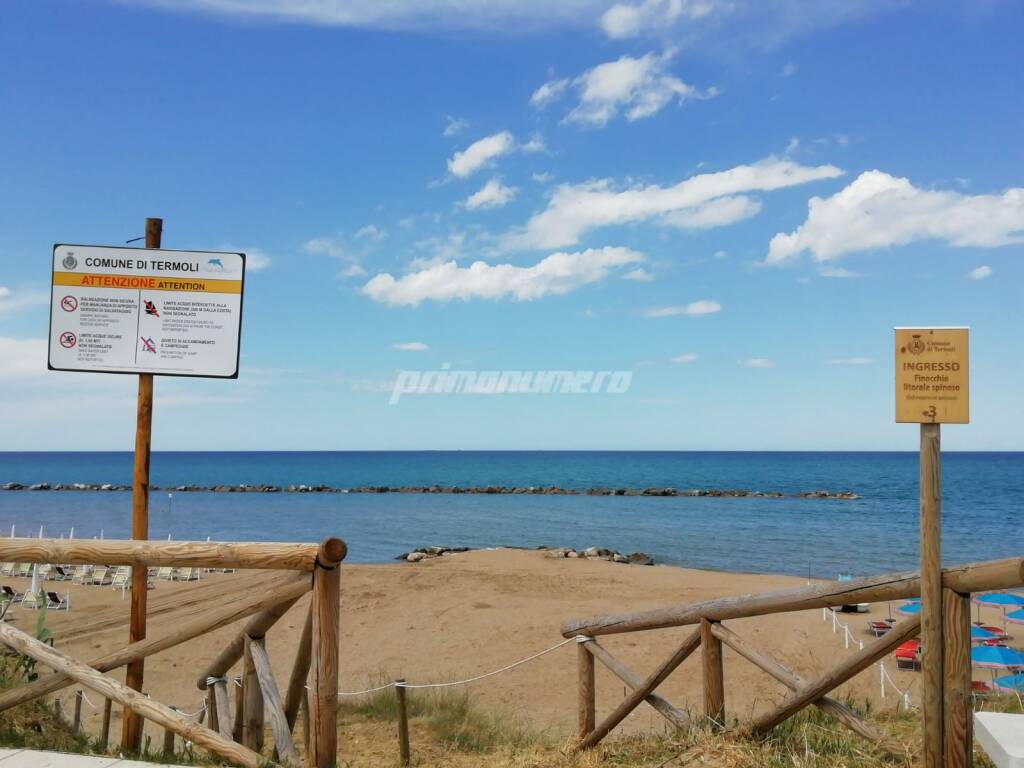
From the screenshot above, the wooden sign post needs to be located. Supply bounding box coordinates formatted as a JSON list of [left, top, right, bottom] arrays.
[[122, 217, 162, 751], [894, 327, 969, 768]]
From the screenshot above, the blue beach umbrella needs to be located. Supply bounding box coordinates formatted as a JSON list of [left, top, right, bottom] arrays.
[[1006, 609, 1024, 626], [971, 645, 1024, 670], [993, 672, 1024, 693], [971, 625, 998, 641], [897, 602, 921, 616], [973, 593, 1024, 608]]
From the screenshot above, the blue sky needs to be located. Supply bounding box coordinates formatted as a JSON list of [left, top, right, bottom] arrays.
[[1, 0, 1022, 451]]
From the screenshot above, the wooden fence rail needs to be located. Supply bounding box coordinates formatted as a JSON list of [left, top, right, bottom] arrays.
[[0, 535, 346, 768], [563, 554, 1023, 763]]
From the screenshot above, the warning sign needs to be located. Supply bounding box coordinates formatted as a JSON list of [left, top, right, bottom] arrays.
[[48, 244, 245, 378], [894, 327, 969, 424]]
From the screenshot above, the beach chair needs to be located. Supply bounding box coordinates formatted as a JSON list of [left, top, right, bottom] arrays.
[[38, 564, 53, 580], [1, 585, 23, 604], [0, 563, 15, 577], [156, 566, 175, 581], [71, 565, 93, 584], [44, 591, 69, 610], [868, 620, 892, 638], [175, 567, 201, 582], [895, 640, 920, 671], [89, 566, 111, 586], [111, 567, 130, 591], [16, 563, 32, 578], [21, 590, 44, 609], [52, 565, 72, 581]]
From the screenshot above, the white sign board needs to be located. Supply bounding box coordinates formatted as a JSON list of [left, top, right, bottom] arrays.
[[48, 244, 245, 378]]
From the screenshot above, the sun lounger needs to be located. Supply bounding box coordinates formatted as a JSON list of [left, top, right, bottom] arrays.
[[20, 591, 43, 609], [44, 591, 69, 610], [16, 563, 32, 578], [156, 566, 175, 581], [88, 566, 111, 585], [71, 565, 93, 584], [895, 640, 920, 671], [52, 565, 72, 581], [0, 563, 15, 577], [868, 620, 892, 637], [175, 567, 201, 582], [1, 585, 23, 603], [37, 564, 53, 580], [112, 568, 130, 591]]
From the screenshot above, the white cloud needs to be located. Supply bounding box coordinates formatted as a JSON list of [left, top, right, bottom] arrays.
[[644, 299, 721, 318], [443, 115, 468, 137], [522, 134, 546, 153], [0, 337, 48, 379], [829, 357, 873, 365], [562, 50, 716, 127], [532, 172, 554, 183], [742, 358, 775, 368], [622, 267, 654, 282], [766, 171, 1024, 264], [670, 352, 698, 364], [817, 266, 860, 278], [530, 78, 570, 108], [713, 249, 728, 259], [303, 235, 365, 277], [245, 248, 272, 271], [504, 157, 843, 250], [461, 179, 518, 210], [355, 224, 386, 241], [363, 246, 643, 306], [0, 287, 49, 315], [969, 265, 993, 280], [601, 0, 717, 39], [781, 61, 797, 77], [447, 131, 515, 178], [393, 341, 430, 351]]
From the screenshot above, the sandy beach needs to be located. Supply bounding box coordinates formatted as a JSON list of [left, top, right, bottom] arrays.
[[0, 549, 1010, 749]]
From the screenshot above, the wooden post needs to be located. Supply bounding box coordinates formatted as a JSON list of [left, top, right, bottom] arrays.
[[942, 589, 972, 768], [249, 636, 299, 766], [577, 640, 595, 738], [99, 697, 112, 749], [212, 680, 234, 741], [284, 601, 313, 731], [207, 686, 219, 735], [700, 619, 724, 729], [123, 215, 161, 753], [73, 689, 83, 732], [310, 537, 345, 768], [395, 680, 410, 767], [921, 422, 944, 768], [242, 637, 264, 751], [164, 709, 177, 758], [233, 675, 245, 742]]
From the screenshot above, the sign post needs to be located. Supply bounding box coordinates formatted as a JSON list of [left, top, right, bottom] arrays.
[[123, 218, 161, 751], [895, 327, 969, 768], [48, 224, 245, 752]]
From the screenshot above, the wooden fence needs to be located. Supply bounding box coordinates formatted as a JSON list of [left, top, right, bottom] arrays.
[[0, 536, 347, 768], [561, 555, 1024, 766]]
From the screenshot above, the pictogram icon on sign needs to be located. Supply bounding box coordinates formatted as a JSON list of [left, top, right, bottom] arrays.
[[60, 296, 78, 312], [59, 331, 77, 348]]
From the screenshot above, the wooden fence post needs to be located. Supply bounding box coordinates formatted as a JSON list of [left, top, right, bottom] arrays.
[[310, 537, 345, 768], [700, 619, 724, 729], [920, 422, 944, 768], [73, 689, 83, 732], [577, 639, 595, 738], [99, 697, 112, 749], [396, 680, 410, 767], [242, 637, 264, 751], [942, 589, 972, 768], [164, 708, 177, 758]]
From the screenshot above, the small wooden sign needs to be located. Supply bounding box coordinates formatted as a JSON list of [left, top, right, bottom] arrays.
[[894, 327, 969, 423]]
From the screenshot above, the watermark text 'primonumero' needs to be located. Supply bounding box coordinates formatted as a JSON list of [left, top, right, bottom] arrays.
[[390, 365, 633, 404]]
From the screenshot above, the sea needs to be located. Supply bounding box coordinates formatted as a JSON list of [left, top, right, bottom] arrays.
[[0, 451, 1020, 579]]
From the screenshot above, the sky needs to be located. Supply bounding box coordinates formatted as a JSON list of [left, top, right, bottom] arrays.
[[1, 0, 1022, 451]]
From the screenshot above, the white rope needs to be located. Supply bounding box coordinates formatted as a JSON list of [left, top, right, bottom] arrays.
[[334, 635, 580, 696], [178, 702, 208, 719], [77, 690, 99, 710]]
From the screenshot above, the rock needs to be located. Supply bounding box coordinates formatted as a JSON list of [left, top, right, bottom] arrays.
[[28, 483, 50, 491], [566, 549, 580, 558], [582, 547, 601, 558], [545, 547, 572, 559], [626, 552, 655, 566], [612, 553, 628, 563], [406, 552, 427, 563]]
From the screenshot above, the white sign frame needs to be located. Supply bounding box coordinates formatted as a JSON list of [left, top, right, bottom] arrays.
[[48, 244, 246, 379]]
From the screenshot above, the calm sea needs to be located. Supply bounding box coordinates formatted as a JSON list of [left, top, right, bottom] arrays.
[[0, 451, 1020, 578]]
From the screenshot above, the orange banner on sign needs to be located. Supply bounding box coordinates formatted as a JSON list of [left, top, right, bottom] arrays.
[[53, 272, 242, 294]]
